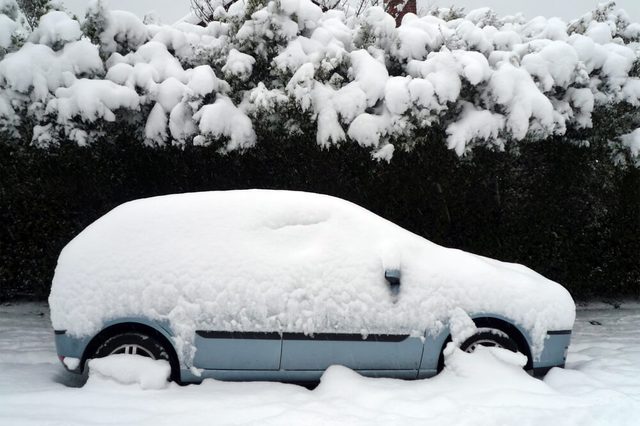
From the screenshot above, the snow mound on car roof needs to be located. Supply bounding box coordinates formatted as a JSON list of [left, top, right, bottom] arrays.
[[49, 190, 574, 363]]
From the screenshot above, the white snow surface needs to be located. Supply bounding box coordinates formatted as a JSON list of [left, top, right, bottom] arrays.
[[87, 355, 171, 390], [1, 302, 639, 425], [222, 48, 256, 79], [28, 11, 82, 47], [0, 14, 18, 48], [193, 95, 257, 150], [48, 78, 140, 124], [49, 190, 574, 364], [620, 128, 640, 156], [0, 41, 103, 101]]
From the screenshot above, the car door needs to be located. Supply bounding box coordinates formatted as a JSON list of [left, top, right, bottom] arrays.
[[280, 269, 424, 378], [192, 331, 282, 370], [281, 331, 424, 377]]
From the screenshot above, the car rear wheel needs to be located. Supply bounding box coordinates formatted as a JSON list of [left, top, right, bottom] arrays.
[[92, 332, 177, 380], [460, 328, 519, 353]]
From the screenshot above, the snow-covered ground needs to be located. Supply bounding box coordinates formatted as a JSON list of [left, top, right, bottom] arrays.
[[0, 302, 639, 425]]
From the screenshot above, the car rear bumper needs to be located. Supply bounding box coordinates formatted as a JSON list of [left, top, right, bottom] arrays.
[[54, 330, 90, 373], [532, 330, 571, 377]]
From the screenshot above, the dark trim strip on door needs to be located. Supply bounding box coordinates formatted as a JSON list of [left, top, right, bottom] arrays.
[[196, 330, 410, 342], [195, 331, 281, 339], [283, 332, 410, 342], [546, 330, 572, 335]]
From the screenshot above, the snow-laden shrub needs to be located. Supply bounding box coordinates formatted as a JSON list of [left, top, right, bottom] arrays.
[[1, 0, 640, 161]]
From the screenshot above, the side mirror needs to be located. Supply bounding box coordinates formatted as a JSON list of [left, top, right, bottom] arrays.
[[385, 269, 401, 295]]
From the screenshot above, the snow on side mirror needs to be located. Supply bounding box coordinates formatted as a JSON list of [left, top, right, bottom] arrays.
[[385, 269, 401, 296]]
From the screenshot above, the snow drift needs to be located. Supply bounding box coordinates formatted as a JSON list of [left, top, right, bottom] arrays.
[[87, 354, 171, 390]]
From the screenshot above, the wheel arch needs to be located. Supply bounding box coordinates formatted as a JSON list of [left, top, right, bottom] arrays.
[[437, 316, 533, 372], [81, 319, 180, 381]]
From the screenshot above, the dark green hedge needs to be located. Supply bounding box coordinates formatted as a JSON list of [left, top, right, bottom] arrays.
[[1, 126, 639, 301]]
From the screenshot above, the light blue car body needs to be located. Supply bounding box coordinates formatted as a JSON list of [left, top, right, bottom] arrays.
[[54, 313, 571, 383]]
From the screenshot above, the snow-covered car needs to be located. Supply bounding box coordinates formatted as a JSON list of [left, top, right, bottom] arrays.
[[49, 190, 575, 383]]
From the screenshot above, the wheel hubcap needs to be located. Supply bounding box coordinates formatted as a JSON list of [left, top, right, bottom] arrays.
[[110, 344, 155, 359], [465, 339, 504, 353]]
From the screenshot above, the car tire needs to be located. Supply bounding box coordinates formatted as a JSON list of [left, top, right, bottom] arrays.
[[92, 332, 176, 380], [459, 328, 519, 353]]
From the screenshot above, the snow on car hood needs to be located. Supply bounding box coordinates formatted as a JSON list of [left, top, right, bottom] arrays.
[[49, 190, 575, 362]]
